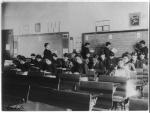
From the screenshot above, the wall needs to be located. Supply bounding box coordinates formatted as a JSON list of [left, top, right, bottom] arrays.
[[2, 2, 148, 51]]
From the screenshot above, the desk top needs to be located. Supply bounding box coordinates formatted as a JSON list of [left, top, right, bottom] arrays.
[[10, 101, 66, 111]]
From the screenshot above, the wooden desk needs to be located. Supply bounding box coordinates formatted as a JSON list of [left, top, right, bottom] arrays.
[[8, 101, 66, 111]]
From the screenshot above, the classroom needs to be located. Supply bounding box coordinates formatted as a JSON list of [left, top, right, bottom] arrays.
[[2, 1, 149, 111]]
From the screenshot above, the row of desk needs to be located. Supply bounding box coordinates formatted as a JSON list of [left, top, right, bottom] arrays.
[[2, 67, 148, 111]]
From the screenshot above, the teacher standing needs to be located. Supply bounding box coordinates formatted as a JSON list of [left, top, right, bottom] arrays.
[[43, 43, 53, 60]]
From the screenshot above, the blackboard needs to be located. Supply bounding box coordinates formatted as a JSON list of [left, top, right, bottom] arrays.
[[82, 29, 148, 57], [15, 33, 69, 58]]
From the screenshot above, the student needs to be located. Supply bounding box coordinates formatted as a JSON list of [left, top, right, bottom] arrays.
[[139, 40, 148, 59], [130, 52, 140, 68], [113, 59, 138, 97], [17, 56, 30, 72], [30, 53, 36, 65], [34, 55, 43, 69], [43, 58, 53, 72], [69, 52, 76, 64], [13, 55, 22, 68], [91, 55, 101, 70], [51, 53, 62, 73], [43, 43, 53, 60], [106, 52, 117, 75], [137, 53, 148, 68], [71, 55, 84, 74], [81, 42, 90, 59], [98, 52, 107, 75], [62, 53, 70, 69], [103, 42, 114, 59], [113, 59, 130, 78], [83, 53, 91, 74], [122, 54, 136, 72]]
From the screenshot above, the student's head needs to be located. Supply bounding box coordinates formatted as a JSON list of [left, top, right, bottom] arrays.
[[45, 58, 52, 65], [100, 52, 105, 60], [53, 53, 58, 60], [17, 55, 22, 61], [117, 59, 124, 68], [31, 53, 36, 60], [131, 52, 137, 61], [20, 56, 26, 64], [139, 53, 145, 60], [75, 55, 83, 64], [139, 40, 146, 47], [63, 53, 68, 61], [84, 42, 90, 48], [44, 43, 50, 50], [122, 55, 129, 63], [105, 42, 111, 48], [36, 55, 42, 62]]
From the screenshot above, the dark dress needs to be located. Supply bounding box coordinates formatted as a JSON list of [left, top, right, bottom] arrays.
[[34, 60, 44, 70], [43, 49, 53, 60], [81, 46, 90, 59], [98, 59, 107, 75], [103, 47, 113, 59]]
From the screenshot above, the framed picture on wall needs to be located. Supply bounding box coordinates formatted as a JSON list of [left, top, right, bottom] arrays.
[[129, 12, 141, 26]]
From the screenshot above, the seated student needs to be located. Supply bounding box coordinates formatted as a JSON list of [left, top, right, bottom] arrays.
[[62, 53, 70, 69], [34, 55, 43, 69], [70, 52, 76, 63], [130, 52, 140, 68], [71, 55, 84, 74], [51, 53, 62, 73], [42, 58, 53, 72], [12, 55, 22, 68], [137, 53, 148, 68], [98, 52, 107, 75], [90, 55, 100, 70], [82, 53, 91, 74], [139, 40, 148, 59], [113, 59, 130, 78], [106, 52, 117, 75], [103, 42, 114, 59], [30, 53, 36, 65], [17, 56, 30, 72], [122, 54, 136, 72], [113, 59, 138, 97]]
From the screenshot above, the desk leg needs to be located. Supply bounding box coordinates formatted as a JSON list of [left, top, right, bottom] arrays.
[[57, 78, 60, 90], [26, 85, 30, 103]]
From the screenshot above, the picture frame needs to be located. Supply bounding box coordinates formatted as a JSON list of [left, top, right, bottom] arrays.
[[129, 12, 141, 26]]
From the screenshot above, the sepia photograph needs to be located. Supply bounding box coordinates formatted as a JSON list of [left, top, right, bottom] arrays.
[[1, 0, 149, 111]]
